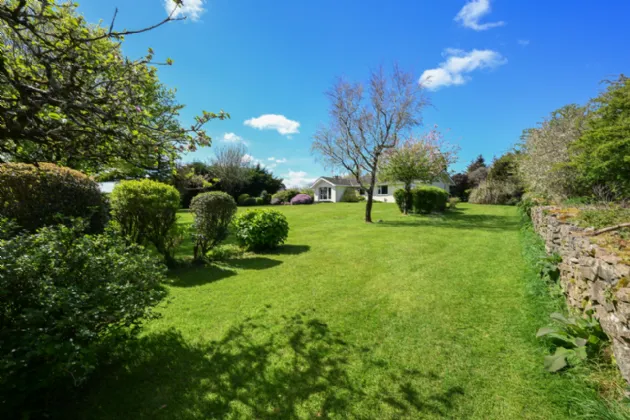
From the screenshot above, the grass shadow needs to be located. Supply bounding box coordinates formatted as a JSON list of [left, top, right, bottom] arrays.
[[257, 244, 311, 256], [217, 257, 283, 271], [67, 309, 465, 419], [169, 264, 238, 288], [377, 207, 520, 232]]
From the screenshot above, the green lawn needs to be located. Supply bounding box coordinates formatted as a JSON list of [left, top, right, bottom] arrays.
[[72, 203, 596, 419]]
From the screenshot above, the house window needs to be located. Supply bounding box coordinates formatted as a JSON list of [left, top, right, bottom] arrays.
[[359, 188, 365, 196], [377, 185, 388, 195], [319, 187, 332, 200]]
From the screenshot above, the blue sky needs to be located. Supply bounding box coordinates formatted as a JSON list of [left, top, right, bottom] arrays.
[[77, 0, 630, 186]]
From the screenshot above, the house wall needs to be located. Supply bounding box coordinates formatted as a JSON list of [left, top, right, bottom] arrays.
[[370, 181, 451, 203], [313, 180, 335, 202]]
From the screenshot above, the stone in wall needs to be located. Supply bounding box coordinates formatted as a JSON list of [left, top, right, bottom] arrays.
[[531, 206, 630, 383]]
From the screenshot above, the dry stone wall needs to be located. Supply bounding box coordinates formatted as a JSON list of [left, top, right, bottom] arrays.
[[531, 206, 630, 382]]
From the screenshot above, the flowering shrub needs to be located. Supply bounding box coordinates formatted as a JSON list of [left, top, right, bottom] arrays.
[[290, 193, 313, 205], [232, 209, 289, 250], [190, 192, 237, 261], [272, 188, 300, 204]]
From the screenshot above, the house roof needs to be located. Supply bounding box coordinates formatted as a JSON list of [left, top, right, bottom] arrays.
[[313, 172, 455, 188]]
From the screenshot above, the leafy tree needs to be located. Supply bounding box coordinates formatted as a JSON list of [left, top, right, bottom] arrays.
[[379, 129, 457, 214], [450, 173, 470, 201], [312, 65, 428, 222], [0, 0, 227, 173], [570, 76, 630, 196], [236, 164, 284, 198], [466, 155, 486, 174], [518, 104, 586, 200], [468, 166, 489, 187], [488, 151, 520, 183], [210, 144, 251, 197]]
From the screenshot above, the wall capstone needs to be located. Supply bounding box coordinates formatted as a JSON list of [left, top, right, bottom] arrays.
[[531, 206, 630, 383]]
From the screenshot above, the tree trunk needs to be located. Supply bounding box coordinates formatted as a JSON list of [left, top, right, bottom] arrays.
[[365, 192, 374, 223]]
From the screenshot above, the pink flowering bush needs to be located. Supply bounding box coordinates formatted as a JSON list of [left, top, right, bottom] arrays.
[[290, 194, 313, 205]]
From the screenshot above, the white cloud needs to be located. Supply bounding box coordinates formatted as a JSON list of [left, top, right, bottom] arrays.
[[268, 157, 275, 161], [244, 114, 300, 136], [419, 48, 507, 90], [454, 0, 504, 31], [267, 157, 287, 164], [222, 132, 247, 144], [518, 39, 530, 46], [241, 153, 255, 164], [282, 170, 316, 188], [163, 0, 206, 22]]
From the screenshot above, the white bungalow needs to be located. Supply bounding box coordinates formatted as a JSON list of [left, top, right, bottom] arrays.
[[311, 175, 454, 203]]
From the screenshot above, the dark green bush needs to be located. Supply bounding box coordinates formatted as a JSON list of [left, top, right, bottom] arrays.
[[412, 186, 448, 214], [0, 220, 166, 414], [0, 162, 106, 232], [237, 193, 251, 206], [340, 188, 360, 203], [232, 209, 289, 250], [260, 190, 271, 205], [393, 188, 412, 213], [255, 197, 264, 205], [448, 197, 461, 209], [110, 179, 181, 265], [190, 192, 237, 261], [271, 189, 300, 204]]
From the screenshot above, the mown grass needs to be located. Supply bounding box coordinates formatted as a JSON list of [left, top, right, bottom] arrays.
[[68, 203, 621, 418]]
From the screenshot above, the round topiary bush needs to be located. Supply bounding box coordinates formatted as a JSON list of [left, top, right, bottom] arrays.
[[255, 197, 264, 205], [237, 193, 250, 206], [0, 162, 106, 232], [411, 186, 448, 214], [190, 191, 237, 261], [290, 193, 313, 205], [232, 209, 289, 250], [110, 179, 181, 264]]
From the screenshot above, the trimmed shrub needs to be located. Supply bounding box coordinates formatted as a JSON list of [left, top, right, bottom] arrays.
[[272, 188, 300, 204], [357, 195, 366, 202], [300, 188, 315, 200], [237, 193, 251, 206], [393, 188, 413, 213], [233, 209, 289, 250], [270, 197, 282, 205], [190, 192, 237, 261], [290, 193, 314, 205], [0, 162, 106, 232], [340, 188, 360, 203], [110, 179, 181, 265], [412, 186, 448, 214], [0, 220, 166, 413], [255, 197, 264, 205]]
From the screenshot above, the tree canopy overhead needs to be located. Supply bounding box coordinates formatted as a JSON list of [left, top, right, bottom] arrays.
[[0, 0, 227, 172]]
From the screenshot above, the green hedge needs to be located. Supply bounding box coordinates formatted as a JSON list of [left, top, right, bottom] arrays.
[[412, 186, 448, 214], [0, 162, 106, 232], [110, 179, 181, 265], [190, 192, 237, 261], [232, 209, 289, 250]]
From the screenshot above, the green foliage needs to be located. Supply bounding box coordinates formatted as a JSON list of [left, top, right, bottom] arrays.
[[0, 162, 106, 232], [235, 164, 284, 198], [573, 205, 630, 229], [0, 1, 227, 173], [0, 220, 167, 414], [570, 76, 630, 196], [260, 190, 271, 205], [205, 244, 244, 262], [340, 188, 360, 203], [411, 186, 448, 214], [190, 192, 237, 261], [255, 197, 264, 205], [448, 197, 461, 209], [300, 188, 315, 199], [237, 194, 251, 205], [393, 188, 409, 213], [450, 173, 470, 201], [110, 180, 181, 265], [171, 162, 215, 208], [466, 155, 486, 173], [536, 311, 608, 372], [538, 253, 562, 283], [272, 188, 300, 204], [232, 209, 289, 250]]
